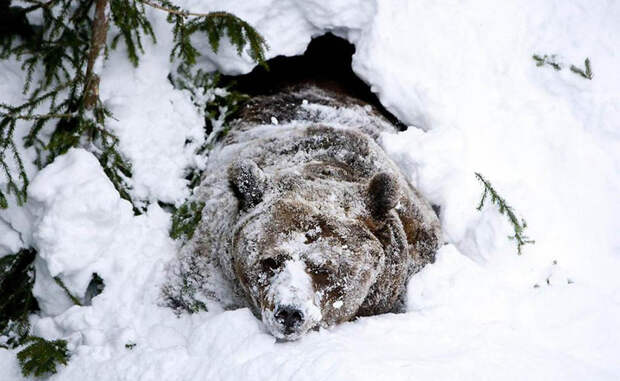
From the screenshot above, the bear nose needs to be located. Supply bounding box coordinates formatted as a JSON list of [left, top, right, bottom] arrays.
[[274, 306, 304, 332]]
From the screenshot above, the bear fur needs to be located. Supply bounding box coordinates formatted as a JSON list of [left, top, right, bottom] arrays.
[[164, 85, 441, 340]]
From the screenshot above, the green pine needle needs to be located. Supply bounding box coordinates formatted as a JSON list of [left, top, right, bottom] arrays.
[[475, 172, 535, 255]]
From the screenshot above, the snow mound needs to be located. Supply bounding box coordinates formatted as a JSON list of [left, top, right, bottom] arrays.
[[29, 149, 132, 299]]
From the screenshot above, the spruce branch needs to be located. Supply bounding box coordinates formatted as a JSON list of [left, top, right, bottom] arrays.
[[475, 172, 535, 255], [21, 0, 57, 10], [1, 0, 266, 213], [139, 0, 268, 66], [0, 118, 29, 206], [109, 0, 156, 67], [17, 336, 69, 377], [0, 0, 138, 210]]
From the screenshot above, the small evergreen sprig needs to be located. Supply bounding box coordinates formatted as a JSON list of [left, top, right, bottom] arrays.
[[532, 54, 561, 71], [475, 172, 535, 255], [170, 200, 205, 241], [17, 336, 70, 377], [570, 58, 593, 80]]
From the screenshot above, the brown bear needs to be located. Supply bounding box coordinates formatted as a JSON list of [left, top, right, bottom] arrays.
[[165, 85, 441, 340]]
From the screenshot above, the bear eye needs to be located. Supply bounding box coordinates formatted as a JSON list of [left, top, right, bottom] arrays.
[[260, 258, 280, 272], [304, 231, 319, 244], [307, 265, 331, 289]]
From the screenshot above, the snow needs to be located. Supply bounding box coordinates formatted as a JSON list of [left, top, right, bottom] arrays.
[[101, 13, 205, 206], [0, 219, 22, 257], [1, 0, 620, 380]]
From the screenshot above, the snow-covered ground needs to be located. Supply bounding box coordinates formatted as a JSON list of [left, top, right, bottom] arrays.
[[2, 0, 619, 380]]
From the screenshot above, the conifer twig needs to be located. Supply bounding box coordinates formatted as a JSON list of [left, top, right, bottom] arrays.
[[7, 113, 74, 120], [475, 172, 535, 255], [138, 0, 267, 66], [53, 276, 83, 306], [138, 0, 233, 18], [570, 58, 593, 80], [532, 54, 561, 71]]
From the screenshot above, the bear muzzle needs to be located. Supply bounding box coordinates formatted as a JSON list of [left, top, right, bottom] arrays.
[[262, 302, 320, 340], [260, 259, 322, 340]]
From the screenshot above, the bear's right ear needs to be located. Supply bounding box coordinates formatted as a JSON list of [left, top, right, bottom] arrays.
[[367, 172, 399, 220], [229, 159, 267, 210]]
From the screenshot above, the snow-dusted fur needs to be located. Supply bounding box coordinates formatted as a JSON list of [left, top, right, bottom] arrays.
[[165, 86, 441, 340]]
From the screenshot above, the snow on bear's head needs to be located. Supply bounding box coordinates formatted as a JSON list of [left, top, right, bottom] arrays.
[[228, 159, 389, 340]]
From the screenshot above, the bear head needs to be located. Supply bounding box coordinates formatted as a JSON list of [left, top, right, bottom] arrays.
[[228, 159, 401, 340]]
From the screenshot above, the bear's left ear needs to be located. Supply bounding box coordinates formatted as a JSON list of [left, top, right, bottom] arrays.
[[229, 159, 267, 210], [367, 172, 399, 219]]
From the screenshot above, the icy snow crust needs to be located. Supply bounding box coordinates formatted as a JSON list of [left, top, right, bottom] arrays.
[[165, 85, 441, 340], [1, 0, 620, 380]]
